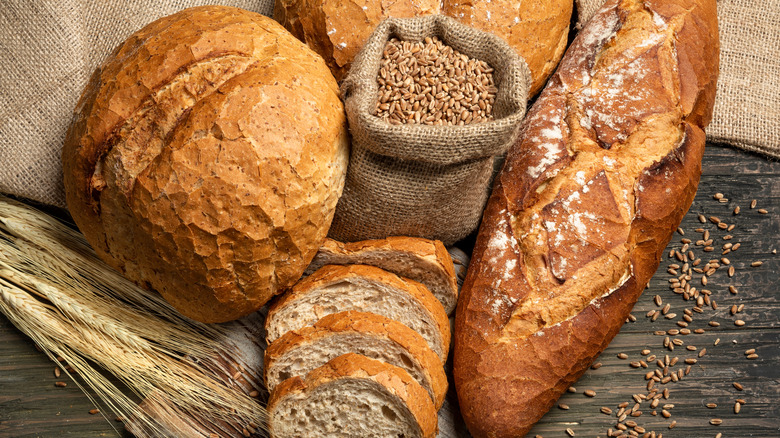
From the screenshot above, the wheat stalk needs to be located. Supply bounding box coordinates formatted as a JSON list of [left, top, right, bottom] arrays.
[[0, 196, 267, 437]]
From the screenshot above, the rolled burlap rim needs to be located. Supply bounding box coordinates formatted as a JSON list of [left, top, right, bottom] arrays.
[[340, 15, 532, 165]]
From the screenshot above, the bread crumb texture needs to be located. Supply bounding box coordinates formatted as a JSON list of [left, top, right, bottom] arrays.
[[62, 6, 349, 323], [268, 353, 437, 438]]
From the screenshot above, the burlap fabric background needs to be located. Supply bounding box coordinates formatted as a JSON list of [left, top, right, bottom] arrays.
[[576, 0, 780, 159], [329, 15, 531, 245], [0, 0, 274, 208]]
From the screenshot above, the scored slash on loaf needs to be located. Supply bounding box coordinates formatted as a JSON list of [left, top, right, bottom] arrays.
[[61, 6, 349, 323], [453, 0, 720, 436]]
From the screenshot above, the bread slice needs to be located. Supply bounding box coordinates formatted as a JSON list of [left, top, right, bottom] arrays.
[[266, 264, 450, 363], [305, 237, 459, 314], [267, 353, 437, 438], [265, 311, 447, 408]]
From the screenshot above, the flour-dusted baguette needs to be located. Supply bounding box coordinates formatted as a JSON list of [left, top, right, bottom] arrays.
[[305, 237, 459, 314], [452, 0, 719, 436], [264, 311, 447, 408], [266, 264, 450, 363], [267, 353, 437, 438]]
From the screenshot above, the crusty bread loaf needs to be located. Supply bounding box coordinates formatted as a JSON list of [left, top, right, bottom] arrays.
[[267, 353, 437, 438], [305, 237, 458, 314], [274, 0, 440, 81], [442, 0, 573, 95], [62, 6, 349, 323], [265, 311, 447, 408], [274, 0, 571, 92], [452, 0, 720, 436], [265, 264, 450, 363]]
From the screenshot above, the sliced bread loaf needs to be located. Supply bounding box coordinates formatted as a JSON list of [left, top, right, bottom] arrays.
[[305, 237, 459, 314], [265, 264, 450, 363], [265, 311, 447, 408], [267, 353, 437, 438]]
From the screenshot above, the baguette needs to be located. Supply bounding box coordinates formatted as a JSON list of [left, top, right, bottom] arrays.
[[305, 237, 459, 314], [265, 264, 450, 363], [264, 310, 447, 408], [452, 0, 719, 436], [267, 353, 437, 438]]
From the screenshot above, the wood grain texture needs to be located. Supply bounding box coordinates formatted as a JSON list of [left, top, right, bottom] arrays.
[[0, 143, 778, 437]]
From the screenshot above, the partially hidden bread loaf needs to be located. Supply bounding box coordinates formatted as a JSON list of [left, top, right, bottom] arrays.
[[442, 0, 573, 95], [274, 0, 440, 81], [268, 353, 437, 438], [305, 237, 459, 314], [62, 6, 349, 323], [265, 264, 450, 363], [274, 0, 571, 92], [264, 310, 447, 408], [453, 0, 719, 436]]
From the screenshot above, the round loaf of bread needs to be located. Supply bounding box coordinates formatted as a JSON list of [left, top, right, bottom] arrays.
[[274, 0, 441, 81], [274, 0, 572, 94], [62, 6, 349, 323], [442, 0, 573, 95]]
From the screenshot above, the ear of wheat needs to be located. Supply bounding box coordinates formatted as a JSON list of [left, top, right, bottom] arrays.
[[0, 196, 267, 437]]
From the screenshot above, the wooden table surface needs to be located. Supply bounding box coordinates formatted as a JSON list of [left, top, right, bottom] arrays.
[[1, 143, 778, 438]]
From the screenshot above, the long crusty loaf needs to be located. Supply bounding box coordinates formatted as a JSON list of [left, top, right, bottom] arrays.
[[305, 237, 459, 314], [265, 264, 450, 363], [267, 353, 437, 438], [264, 310, 447, 408], [452, 0, 719, 436]]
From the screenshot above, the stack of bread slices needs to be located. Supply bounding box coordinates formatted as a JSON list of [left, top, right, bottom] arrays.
[[264, 237, 458, 438]]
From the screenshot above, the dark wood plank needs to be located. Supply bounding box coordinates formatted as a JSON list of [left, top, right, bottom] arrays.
[[0, 143, 778, 438], [528, 144, 780, 438]]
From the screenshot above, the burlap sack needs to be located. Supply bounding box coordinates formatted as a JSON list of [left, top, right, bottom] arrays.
[[575, 0, 780, 158], [0, 0, 274, 208], [329, 15, 531, 245]]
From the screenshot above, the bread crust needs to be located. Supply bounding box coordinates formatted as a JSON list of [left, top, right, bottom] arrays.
[[264, 310, 447, 408], [267, 353, 438, 438], [452, 0, 719, 436], [274, 0, 441, 81], [62, 6, 349, 323], [266, 264, 451, 362], [274, 0, 571, 91], [441, 0, 573, 95], [306, 237, 459, 314]]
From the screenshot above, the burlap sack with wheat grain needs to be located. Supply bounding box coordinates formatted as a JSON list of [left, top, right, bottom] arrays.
[[329, 15, 531, 245], [575, 0, 780, 159], [0, 0, 274, 208]]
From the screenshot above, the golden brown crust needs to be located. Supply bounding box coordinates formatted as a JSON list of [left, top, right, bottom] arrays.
[[267, 353, 438, 438], [274, 0, 571, 91], [62, 6, 349, 323], [266, 264, 451, 362], [306, 237, 459, 314], [441, 0, 573, 96], [452, 0, 719, 436], [264, 310, 447, 408], [274, 0, 441, 81]]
